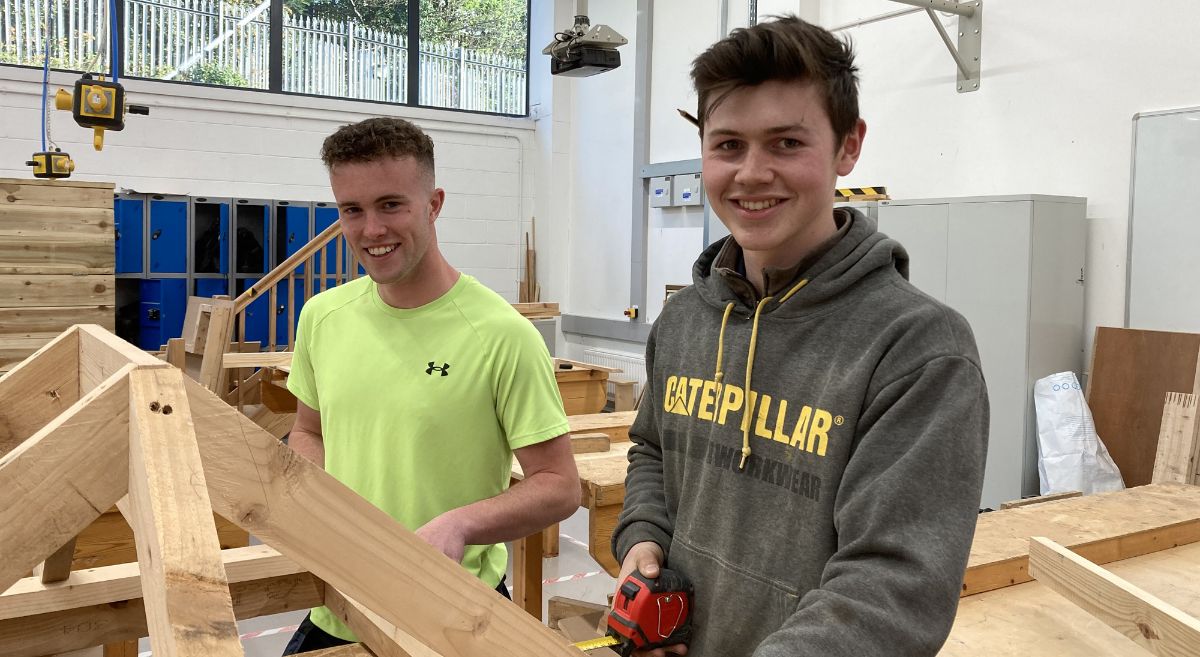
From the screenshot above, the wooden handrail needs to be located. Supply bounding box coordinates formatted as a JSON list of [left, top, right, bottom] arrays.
[[233, 220, 344, 313]]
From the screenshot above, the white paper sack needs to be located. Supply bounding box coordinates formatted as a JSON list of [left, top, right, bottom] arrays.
[[1034, 371, 1125, 495]]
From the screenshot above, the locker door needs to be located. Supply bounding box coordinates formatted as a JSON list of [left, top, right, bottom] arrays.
[[235, 202, 270, 275], [149, 198, 188, 273], [275, 279, 307, 347], [275, 203, 311, 274], [114, 196, 144, 274], [237, 278, 268, 346], [138, 279, 187, 349], [194, 199, 230, 274], [195, 278, 229, 298]]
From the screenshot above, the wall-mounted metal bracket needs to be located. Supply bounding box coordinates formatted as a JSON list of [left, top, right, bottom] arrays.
[[891, 0, 982, 93]]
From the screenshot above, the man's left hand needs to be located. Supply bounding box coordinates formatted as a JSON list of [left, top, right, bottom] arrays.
[[416, 512, 469, 563]]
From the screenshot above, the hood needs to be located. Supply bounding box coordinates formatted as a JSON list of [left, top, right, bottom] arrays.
[[692, 207, 910, 317]]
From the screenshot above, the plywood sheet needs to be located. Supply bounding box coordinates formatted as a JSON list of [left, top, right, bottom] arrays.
[[964, 484, 1200, 596], [1088, 327, 1200, 487], [943, 541, 1200, 656]]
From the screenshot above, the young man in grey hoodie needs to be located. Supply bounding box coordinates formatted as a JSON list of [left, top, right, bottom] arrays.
[[611, 16, 989, 657]]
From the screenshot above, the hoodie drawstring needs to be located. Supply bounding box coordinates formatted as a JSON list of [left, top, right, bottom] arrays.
[[737, 278, 809, 470], [714, 302, 735, 383]]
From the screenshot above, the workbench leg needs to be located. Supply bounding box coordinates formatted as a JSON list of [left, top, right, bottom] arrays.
[[104, 639, 139, 657], [543, 522, 560, 557], [512, 529, 544, 620]]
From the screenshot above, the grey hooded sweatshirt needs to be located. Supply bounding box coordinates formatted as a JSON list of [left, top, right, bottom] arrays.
[[612, 208, 988, 657]]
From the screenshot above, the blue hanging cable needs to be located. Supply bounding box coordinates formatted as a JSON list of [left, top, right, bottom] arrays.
[[109, 0, 119, 82], [40, 0, 52, 152]]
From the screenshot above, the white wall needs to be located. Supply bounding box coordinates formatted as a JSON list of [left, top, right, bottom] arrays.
[[0, 67, 537, 300], [560, 0, 1200, 367]]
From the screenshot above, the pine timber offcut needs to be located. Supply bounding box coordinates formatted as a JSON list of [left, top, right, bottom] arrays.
[[0, 179, 116, 373], [1087, 327, 1200, 487], [1153, 393, 1200, 486], [1028, 536, 1200, 657]]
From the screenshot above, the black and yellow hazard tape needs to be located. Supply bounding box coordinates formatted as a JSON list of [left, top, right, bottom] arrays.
[[835, 187, 887, 199]]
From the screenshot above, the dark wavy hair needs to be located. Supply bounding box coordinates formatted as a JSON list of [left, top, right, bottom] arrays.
[[691, 15, 860, 142]]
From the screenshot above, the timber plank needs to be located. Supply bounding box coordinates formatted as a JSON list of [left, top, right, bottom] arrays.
[[325, 587, 427, 657], [0, 367, 132, 592], [0, 205, 114, 236], [0, 336, 69, 372], [1088, 327, 1200, 487], [0, 327, 79, 457], [1028, 537, 1200, 656], [0, 178, 113, 209], [0, 275, 114, 308], [0, 236, 115, 274], [0, 305, 115, 335], [126, 367, 241, 657], [589, 504, 621, 576], [184, 377, 583, 657], [568, 411, 637, 443]]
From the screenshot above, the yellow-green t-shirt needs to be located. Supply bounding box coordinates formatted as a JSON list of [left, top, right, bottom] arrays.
[[287, 274, 569, 640]]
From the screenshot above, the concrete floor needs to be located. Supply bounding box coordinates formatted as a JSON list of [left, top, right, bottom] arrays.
[[116, 506, 614, 657]]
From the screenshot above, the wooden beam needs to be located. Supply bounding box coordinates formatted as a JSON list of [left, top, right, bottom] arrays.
[[309, 645, 375, 657], [1028, 536, 1200, 656], [567, 411, 637, 443], [77, 323, 167, 393], [39, 537, 78, 583], [196, 300, 235, 393], [324, 586, 425, 657], [1000, 491, 1083, 510], [223, 351, 293, 369], [0, 366, 132, 592], [0, 570, 322, 657], [0, 326, 80, 457], [125, 367, 241, 657], [184, 378, 582, 657], [0, 545, 301, 621], [165, 338, 186, 369], [512, 530, 543, 619], [1153, 392, 1199, 485]]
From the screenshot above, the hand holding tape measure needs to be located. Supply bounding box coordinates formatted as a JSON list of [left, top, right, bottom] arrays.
[[574, 567, 694, 656]]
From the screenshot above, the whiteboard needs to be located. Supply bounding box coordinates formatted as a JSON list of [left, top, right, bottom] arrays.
[[1126, 107, 1200, 332]]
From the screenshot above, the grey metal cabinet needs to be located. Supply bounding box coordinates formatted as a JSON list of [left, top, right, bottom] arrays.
[[878, 195, 1086, 510]]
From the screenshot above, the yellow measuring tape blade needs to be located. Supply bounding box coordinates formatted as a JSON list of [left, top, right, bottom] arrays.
[[574, 635, 621, 652]]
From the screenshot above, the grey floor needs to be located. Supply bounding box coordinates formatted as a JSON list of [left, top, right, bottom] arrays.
[[115, 506, 615, 657]]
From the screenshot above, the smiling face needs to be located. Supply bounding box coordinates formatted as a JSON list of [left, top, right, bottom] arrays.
[[330, 156, 445, 289], [702, 79, 866, 272]]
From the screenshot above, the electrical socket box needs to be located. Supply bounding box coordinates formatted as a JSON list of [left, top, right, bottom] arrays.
[[674, 173, 703, 206], [650, 176, 673, 208]]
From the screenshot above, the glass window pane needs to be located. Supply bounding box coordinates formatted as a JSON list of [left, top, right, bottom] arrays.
[[123, 0, 269, 89], [1, 0, 113, 74], [282, 0, 409, 103], [418, 0, 527, 115]]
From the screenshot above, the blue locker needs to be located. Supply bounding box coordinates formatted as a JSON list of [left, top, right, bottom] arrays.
[[193, 199, 229, 274], [194, 278, 228, 298], [137, 279, 187, 350], [235, 202, 270, 275], [237, 278, 268, 346], [148, 198, 188, 273], [114, 196, 144, 274], [276, 203, 311, 274]]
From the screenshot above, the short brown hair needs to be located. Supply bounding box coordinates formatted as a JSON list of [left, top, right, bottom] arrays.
[[691, 15, 859, 142], [320, 117, 435, 175]]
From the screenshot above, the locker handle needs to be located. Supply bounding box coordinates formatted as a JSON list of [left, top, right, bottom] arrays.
[[276, 305, 286, 315], [289, 232, 296, 243], [151, 229, 162, 240], [146, 308, 161, 321]]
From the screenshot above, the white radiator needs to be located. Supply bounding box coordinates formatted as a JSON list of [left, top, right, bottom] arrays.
[[580, 347, 647, 402]]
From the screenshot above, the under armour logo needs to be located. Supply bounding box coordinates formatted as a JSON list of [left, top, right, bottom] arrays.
[[426, 362, 450, 376]]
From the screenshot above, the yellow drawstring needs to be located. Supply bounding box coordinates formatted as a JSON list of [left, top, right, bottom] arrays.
[[714, 302, 735, 382], [740, 295, 774, 469], [779, 278, 809, 304]]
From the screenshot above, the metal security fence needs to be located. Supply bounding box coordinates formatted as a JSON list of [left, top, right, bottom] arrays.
[[1, 0, 527, 114]]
